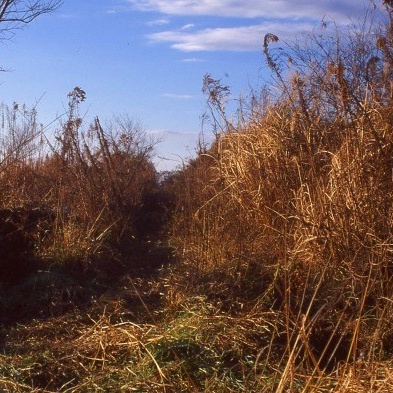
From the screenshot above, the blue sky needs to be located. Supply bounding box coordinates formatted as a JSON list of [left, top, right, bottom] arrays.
[[0, 0, 373, 170]]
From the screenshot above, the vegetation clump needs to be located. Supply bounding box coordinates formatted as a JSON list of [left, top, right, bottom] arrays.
[[3, 1, 393, 392]]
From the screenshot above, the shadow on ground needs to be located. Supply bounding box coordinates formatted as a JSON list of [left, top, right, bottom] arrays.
[[0, 207, 176, 327]]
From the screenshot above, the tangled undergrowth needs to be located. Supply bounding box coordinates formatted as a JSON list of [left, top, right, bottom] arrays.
[[1, 293, 393, 392], [3, 1, 393, 392]]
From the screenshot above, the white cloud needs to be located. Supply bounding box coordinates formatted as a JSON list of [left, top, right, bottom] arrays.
[[56, 13, 78, 18], [105, 5, 132, 14], [182, 57, 206, 62], [181, 23, 195, 30], [149, 22, 314, 52], [163, 93, 194, 99], [146, 18, 170, 26], [127, 0, 367, 22], [134, 0, 373, 52]]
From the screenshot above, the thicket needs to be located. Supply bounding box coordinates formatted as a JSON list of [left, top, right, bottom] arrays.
[[0, 87, 170, 283], [3, 2, 393, 392], [164, 1, 393, 390]]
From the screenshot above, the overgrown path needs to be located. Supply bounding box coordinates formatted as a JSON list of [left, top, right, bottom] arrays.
[[0, 205, 177, 391]]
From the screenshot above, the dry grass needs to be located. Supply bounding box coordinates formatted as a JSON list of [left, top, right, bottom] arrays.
[[167, 4, 393, 391], [2, 293, 393, 392], [2, 3, 393, 392], [0, 88, 163, 269]]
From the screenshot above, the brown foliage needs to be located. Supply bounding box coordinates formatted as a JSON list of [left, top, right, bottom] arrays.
[[169, 5, 393, 384], [0, 88, 161, 267]]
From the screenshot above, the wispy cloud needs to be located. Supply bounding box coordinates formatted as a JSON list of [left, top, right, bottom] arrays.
[[127, 0, 366, 22], [163, 93, 194, 99], [105, 5, 132, 14], [182, 57, 206, 62], [150, 22, 314, 52], [56, 13, 78, 19], [146, 18, 170, 26], [134, 0, 371, 52], [148, 129, 202, 137], [181, 23, 195, 30]]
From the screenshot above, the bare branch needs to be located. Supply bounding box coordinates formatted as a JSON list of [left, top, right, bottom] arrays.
[[0, 0, 62, 41]]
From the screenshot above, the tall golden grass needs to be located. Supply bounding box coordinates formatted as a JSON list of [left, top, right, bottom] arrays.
[[3, 3, 393, 392], [167, 3, 393, 389]]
